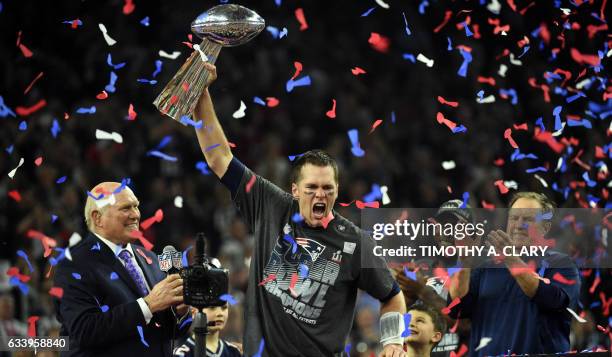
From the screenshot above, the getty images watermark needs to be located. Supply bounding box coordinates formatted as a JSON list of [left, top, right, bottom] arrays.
[[360, 208, 610, 269]]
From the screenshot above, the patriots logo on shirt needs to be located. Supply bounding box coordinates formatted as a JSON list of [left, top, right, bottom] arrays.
[[295, 237, 326, 262]]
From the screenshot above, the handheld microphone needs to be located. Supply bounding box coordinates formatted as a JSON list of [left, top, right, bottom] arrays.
[[158, 245, 182, 275], [194, 233, 207, 267]]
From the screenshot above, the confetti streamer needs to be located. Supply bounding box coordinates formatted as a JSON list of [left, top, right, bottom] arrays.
[[416, 53, 434, 67], [8, 157, 24, 179], [220, 294, 237, 305], [402, 313, 412, 337], [258, 274, 277, 286], [159, 50, 181, 59], [95, 129, 123, 144], [136, 325, 149, 347], [475, 337, 493, 351], [291, 61, 303, 80], [368, 32, 390, 53], [23, 72, 43, 95], [347, 129, 365, 157], [49, 286, 64, 299], [246, 175, 257, 193], [232, 100, 247, 118], [351, 67, 366, 75], [369, 119, 383, 134], [16, 99, 47, 116], [294, 8, 308, 31], [286, 75, 311, 92], [402, 12, 411, 35], [361, 7, 376, 17], [98, 23, 117, 46], [27, 316, 39, 337], [326, 99, 336, 118]]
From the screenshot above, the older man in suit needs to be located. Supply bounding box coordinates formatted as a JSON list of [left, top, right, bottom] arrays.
[[54, 182, 189, 356]]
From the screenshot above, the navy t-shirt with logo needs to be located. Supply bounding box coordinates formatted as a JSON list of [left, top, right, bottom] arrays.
[[220, 158, 399, 357]]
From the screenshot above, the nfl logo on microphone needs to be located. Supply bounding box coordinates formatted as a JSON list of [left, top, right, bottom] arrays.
[[158, 252, 172, 272]]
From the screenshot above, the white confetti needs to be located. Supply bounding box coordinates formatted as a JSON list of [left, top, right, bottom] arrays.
[[534, 174, 549, 188], [174, 196, 183, 208], [560, 8, 571, 15], [504, 180, 518, 190], [8, 157, 24, 179], [441, 160, 456, 170], [374, 0, 390, 9], [475, 337, 493, 351], [487, 0, 501, 14], [566, 307, 587, 323], [68, 232, 82, 249], [555, 157, 564, 172], [607, 48, 612, 58], [98, 23, 117, 46], [576, 78, 591, 90], [416, 53, 434, 67], [498, 64, 508, 77], [193, 44, 209, 62], [477, 95, 496, 104], [159, 50, 181, 60], [96, 194, 116, 209], [95, 129, 123, 144], [232, 100, 247, 119], [552, 122, 566, 137], [509, 53, 522, 66], [380, 186, 391, 205]]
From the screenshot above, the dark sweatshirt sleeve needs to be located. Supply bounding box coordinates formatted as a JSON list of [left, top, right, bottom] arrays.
[[220, 157, 247, 198], [531, 264, 580, 311]]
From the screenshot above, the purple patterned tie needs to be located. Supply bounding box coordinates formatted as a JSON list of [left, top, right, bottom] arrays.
[[118, 249, 149, 297]]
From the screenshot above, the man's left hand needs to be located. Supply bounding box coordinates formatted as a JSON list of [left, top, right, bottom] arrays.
[[379, 343, 405, 357]]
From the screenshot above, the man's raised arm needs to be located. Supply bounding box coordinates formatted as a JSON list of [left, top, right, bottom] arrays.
[[193, 63, 233, 179]]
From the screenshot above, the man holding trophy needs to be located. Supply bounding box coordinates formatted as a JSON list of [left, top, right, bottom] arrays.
[[153, 5, 407, 356]]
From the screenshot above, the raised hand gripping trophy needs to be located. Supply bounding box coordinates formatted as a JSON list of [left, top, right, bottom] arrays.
[[153, 4, 264, 122]]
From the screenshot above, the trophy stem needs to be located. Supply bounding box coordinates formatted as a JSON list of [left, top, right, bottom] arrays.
[[153, 39, 222, 122]]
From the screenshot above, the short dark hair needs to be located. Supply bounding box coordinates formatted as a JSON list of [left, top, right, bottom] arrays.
[[509, 191, 556, 217], [290, 149, 339, 185], [408, 302, 447, 348]]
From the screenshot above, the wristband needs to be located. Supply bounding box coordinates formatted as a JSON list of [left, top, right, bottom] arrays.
[[380, 312, 405, 346]]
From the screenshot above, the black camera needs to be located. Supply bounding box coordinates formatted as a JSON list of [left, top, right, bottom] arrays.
[[181, 233, 229, 309]]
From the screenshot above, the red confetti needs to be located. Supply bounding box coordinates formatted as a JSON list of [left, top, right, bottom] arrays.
[[503, 128, 519, 149], [442, 297, 461, 315], [355, 200, 380, 209], [339, 200, 355, 207], [494, 180, 509, 194], [136, 248, 153, 265], [519, 2, 536, 15], [289, 273, 298, 296], [368, 32, 390, 53], [7, 267, 30, 283], [586, 23, 608, 39], [291, 61, 303, 80], [96, 90, 109, 100], [601, 0, 607, 21], [436, 112, 457, 131], [351, 67, 366, 75], [19, 44, 33, 58], [570, 48, 601, 66], [369, 119, 383, 134], [128, 104, 137, 120], [600, 292, 612, 316], [534, 129, 565, 154], [326, 99, 336, 119], [477, 76, 496, 86], [27, 229, 57, 257], [320, 211, 335, 229], [266, 97, 279, 107], [552, 272, 576, 285], [27, 316, 39, 337], [449, 316, 460, 334], [71, 19, 80, 29], [433, 11, 452, 33], [589, 274, 601, 294], [294, 8, 308, 31], [506, 0, 517, 11], [451, 344, 468, 357], [140, 209, 164, 230], [129, 230, 154, 251], [437, 96, 459, 108], [16, 99, 47, 116], [34, 157, 43, 166], [123, 0, 135, 15], [24, 72, 44, 95], [8, 190, 22, 202], [259, 274, 277, 286], [49, 286, 64, 299], [493, 158, 505, 166], [513, 123, 528, 131], [245, 174, 256, 193], [228, 142, 237, 148], [481, 200, 496, 210]]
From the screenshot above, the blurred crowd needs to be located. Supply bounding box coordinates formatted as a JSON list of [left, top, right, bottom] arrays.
[[0, 0, 609, 355]]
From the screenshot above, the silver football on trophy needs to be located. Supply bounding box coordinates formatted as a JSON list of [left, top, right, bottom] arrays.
[[153, 4, 265, 122]]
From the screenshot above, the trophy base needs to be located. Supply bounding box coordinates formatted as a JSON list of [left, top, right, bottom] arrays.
[[153, 39, 222, 123]]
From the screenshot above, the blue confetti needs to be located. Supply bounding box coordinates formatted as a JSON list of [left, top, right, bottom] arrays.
[[347, 129, 364, 157], [288, 153, 304, 161], [105, 71, 118, 93], [534, 117, 545, 131], [279, 28, 288, 39], [448, 267, 461, 276], [566, 91, 586, 103], [106, 54, 126, 70], [526, 166, 547, 173], [292, 213, 303, 222], [136, 326, 149, 347], [76, 106, 96, 114], [195, 161, 211, 175], [49, 248, 66, 267], [361, 7, 376, 17], [447, 37, 453, 51], [72, 272, 82, 280], [179, 316, 192, 330], [274, 0, 281, 6], [463, 22, 473, 37], [0, 96, 15, 118], [100, 305, 109, 312], [219, 294, 237, 305], [518, 46, 530, 58], [286, 75, 311, 93], [152, 60, 162, 78], [110, 272, 118, 280], [137, 79, 157, 85], [253, 339, 265, 357], [51, 214, 58, 223], [452, 125, 467, 133], [402, 12, 411, 35], [461, 192, 469, 208], [182, 246, 193, 268], [113, 178, 131, 194], [391, 111, 396, 124], [582, 172, 596, 187], [146, 150, 177, 162], [538, 260, 549, 277], [403, 266, 416, 280], [499, 88, 518, 105], [253, 96, 266, 106], [418, 0, 429, 14], [553, 106, 563, 131], [344, 343, 351, 357], [402, 53, 416, 63], [566, 118, 592, 128], [56, 176, 67, 184], [6, 145, 14, 154], [18, 121, 27, 131], [91, 242, 101, 251], [51, 119, 61, 138], [9, 276, 29, 295], [283, 234, 298, 254], [299, 264, 309, 278], [62, 19, 83, 27], [266, 26, 281, 38], [156, 135, 172, 150], [179, 116, 203, 129], [363, 184, 382, 203], [16, 250, 33, 273], [140, 16, 150, 27], [205, 143, 221, 152], [402, 313, 412, 337]]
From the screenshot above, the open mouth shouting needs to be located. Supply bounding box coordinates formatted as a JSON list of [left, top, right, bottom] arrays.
[[312, 202, 327, 220]]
